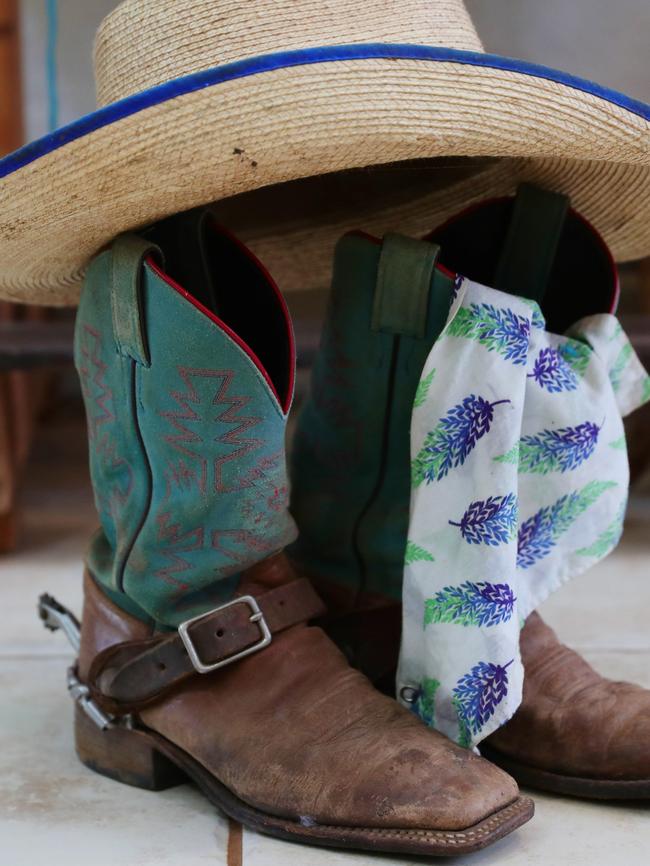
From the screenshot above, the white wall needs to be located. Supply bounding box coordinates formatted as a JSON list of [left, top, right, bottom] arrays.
[[19, 0, 650, 142], [20, 0, 114, 140], [467, 0, 650, 101]]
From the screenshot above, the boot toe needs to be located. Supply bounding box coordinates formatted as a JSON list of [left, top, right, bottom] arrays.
[[385, 737, 521, 830], [324, 704, 522, 832]]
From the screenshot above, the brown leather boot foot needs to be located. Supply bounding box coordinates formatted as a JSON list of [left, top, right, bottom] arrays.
[[482, 612, 650, 799], [75, 556, 533, 856]]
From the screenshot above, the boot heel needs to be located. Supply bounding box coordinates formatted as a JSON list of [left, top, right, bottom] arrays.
[[74, 705, 187, 791]]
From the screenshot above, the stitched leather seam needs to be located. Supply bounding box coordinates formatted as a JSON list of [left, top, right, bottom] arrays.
[[280, 799, 527, 840], [351, 336, 399, 604], [303, 799, 527, 840], [115, 358, 154, 595]]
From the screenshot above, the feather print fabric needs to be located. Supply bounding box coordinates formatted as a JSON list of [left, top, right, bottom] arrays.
[[412, 395, 509, 485], [450, 494, 518, 546], [495, 421, 601, 473], [446, 302, 530, 365], [398, 277, 649, 748], [424, 581, 515, 627], [529, 347, 578, 392], [517, 481, 617, 568], [453, 661, 513, 735]]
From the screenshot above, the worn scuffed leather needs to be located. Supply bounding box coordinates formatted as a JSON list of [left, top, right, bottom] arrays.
[[486, 612, 650, 780], [88, 577, 325, 710], [78, 564, 522, 831]]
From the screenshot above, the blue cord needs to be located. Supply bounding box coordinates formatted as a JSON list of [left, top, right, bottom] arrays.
[[45, 0, 59, 131]]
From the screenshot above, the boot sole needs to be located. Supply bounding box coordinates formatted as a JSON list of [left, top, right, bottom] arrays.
[[481, 745, 650, 800], [75, 706, 534, 856]]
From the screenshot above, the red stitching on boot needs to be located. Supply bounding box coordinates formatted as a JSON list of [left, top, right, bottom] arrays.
[[78, 323, 134, 510], [147, 253, 294, 413], [160, 368, 263, 495]]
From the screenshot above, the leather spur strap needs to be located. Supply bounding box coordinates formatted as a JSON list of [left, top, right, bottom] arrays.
[[88, 579, 325, 713]]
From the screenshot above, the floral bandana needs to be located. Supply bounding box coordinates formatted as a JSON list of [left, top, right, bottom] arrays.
[[397, 277, 650, 748]]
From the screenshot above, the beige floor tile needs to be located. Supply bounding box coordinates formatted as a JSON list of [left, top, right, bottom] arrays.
[[492, 793, 650, 866], [540, 515, 650, 652], [1, 524, 86, 656], [0, 657, 228, 866], [243, 828, 423, 865], [579, 649, 650, 686]]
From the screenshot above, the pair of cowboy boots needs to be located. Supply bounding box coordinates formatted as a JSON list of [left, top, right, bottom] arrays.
[[70, 200, 647, 860], [291, 195, 650, 800], [70, 209, 531, 857]]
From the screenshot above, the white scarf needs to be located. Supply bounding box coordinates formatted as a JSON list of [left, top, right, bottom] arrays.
[[397, 277, 649, 747]]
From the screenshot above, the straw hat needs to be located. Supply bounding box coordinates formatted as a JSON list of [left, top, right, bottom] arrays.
[[0, 0, 648, 306]]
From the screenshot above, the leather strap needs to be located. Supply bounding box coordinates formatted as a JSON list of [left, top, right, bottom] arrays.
[[141, 208, 221, 315], [88, 579, 325, 712], [110, 233, 162, 368], [372, 233, 440, 339], [494, 183, 570, 305]]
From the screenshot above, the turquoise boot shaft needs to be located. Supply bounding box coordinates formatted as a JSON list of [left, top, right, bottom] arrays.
[[289, 232, 455, 607], [75, 217, 297, 628]]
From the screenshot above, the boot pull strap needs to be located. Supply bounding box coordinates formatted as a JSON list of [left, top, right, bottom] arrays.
[[494, 183, 570, 305], [87, 578, 326, 714], [140, 207, 221, 315], [372, 233, 441, 339], [110, 233, 162, 368]]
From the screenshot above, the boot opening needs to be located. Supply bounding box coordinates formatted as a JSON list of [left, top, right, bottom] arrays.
[[425, 197, 618, 334], [143, 211, 295, 412]]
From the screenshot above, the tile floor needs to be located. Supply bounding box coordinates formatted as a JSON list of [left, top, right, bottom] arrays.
[[2, 413, 650, 865]]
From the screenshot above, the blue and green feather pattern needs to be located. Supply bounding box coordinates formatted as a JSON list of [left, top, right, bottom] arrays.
[[445, 303, 531, 366], [495, 421, 601, 474], [424, 581, 515, 628], [450, 493, 518, 546], [517, 480, 617, 568], [529, 347, 578, 392], [412, 394, 509, 486], [452, 660, 513, 736]]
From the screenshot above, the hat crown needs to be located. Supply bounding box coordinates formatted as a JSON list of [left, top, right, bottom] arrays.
[[94, 0, 483, 106]]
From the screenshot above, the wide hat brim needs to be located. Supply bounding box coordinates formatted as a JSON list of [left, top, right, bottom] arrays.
[[1, 43, 649, 306]]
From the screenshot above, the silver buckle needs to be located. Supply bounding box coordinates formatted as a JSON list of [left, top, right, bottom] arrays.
[[178, 595, 272, 674]]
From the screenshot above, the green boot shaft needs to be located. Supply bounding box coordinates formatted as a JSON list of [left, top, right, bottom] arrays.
[[290, 232, 455, 605], [75, 220, 297, 628]]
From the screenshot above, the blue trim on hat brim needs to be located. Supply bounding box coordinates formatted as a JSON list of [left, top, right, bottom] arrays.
[[2, 43, 648, 180]]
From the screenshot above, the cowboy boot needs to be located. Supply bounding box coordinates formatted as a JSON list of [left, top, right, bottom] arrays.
[[70, 212, 532, 855], [290, 231, 457, 684], [422, 192, 650, 797], [480, 613, 650, 798], [290, 189, 619, 666], [291, 193, 650, 799]]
